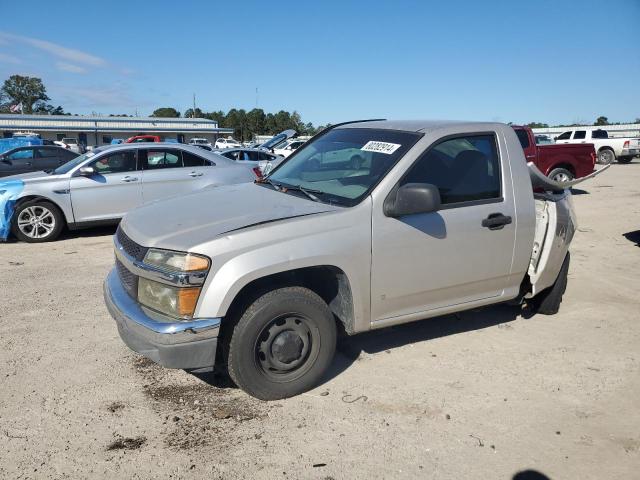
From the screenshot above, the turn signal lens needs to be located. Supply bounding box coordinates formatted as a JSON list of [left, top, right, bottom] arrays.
[[144, 249, 210, 272], [177, 287, 201, 317]]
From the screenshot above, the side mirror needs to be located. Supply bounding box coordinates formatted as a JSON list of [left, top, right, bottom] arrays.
[[78, 166, 96, 177], [384, 183, 441, 217]]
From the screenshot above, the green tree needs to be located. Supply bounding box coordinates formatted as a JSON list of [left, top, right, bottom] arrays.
[[151, 107, 180, 118], [1, 75, 50, 114], [246, 108, 266, 139], [526, 122, 549, 129], [183, 108, 203, 118], [594, 116, 609, 126]]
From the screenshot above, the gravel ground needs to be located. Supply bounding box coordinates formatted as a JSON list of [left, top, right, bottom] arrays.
[[1, 162, 639, 479]]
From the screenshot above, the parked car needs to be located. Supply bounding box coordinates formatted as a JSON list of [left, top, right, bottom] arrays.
[[0, 146, 79, 178], [104, 119, 607, 401], [125, 135, 163, 143], [215, 138, 242, 149], [513, 126, 595, 182], [273, 139, 306, 158], [535, 135, 554, 145], [257, 129, 297, 152], [554, 128, 640, 164], [0, 143, 255, 242], [193, 144, 213, 151], [189, 138, 212, 148], [62, 138, 83, 154], [218, 148, 283, 177]]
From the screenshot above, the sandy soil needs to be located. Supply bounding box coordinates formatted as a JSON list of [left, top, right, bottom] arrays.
[[1, 162, 639, 479]]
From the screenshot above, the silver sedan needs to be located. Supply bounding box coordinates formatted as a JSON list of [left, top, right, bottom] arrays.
[[0, 143, 256, 242]]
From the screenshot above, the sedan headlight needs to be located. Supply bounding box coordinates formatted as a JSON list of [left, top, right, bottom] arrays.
[[137, 249, 211, 319]]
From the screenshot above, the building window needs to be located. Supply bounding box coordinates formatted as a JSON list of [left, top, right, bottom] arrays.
[[102, 135, 113, 144]]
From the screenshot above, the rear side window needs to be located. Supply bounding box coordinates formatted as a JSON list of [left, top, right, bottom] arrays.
[[144, 149, 182, 169], [514, 129, 530, 149], [592, 129, 608, 139], [401, 134, 501, 205], [182, 151, 207, 167], [258, 152, 274, 160], [573, 131, 586, 139], [556, 131, 572, 140], [91, 151, 137, 174]]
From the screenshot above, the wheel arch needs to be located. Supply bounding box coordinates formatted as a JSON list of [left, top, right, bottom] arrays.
[[223, 265, 356, 335], [548, 162, 575, 175]]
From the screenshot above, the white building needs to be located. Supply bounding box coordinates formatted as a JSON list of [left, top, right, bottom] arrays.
[[532, 123, 640, 139], [0, 114, 234, 146]]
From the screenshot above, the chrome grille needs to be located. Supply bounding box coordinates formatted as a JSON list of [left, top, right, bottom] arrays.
[[116, 226, 148, 261], [116, 258, 138, 298]]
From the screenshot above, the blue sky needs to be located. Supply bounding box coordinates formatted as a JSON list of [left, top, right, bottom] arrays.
[[0, 0, 638, 126]]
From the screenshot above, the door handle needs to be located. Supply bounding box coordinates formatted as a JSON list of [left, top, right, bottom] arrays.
[[121, 176, 138, 182], [188, 171, 204, 177], [482, 213, 512, 230]]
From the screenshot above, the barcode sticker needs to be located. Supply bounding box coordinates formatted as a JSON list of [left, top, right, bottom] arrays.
[[361, 141, 401, 155]]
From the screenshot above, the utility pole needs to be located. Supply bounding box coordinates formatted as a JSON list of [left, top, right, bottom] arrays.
[[256, 87, 258, 108], [193, 93, 196, 118]]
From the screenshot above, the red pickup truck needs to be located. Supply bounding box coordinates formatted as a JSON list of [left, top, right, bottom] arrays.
[[512, 126, 596, 182]]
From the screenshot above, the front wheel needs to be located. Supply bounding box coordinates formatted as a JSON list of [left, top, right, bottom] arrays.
[[226, 287, 337, 400], [597, 149, 615, 165], [11, 200, 65, 242]]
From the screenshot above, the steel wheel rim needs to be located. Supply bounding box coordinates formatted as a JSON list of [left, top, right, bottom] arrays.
[[553, 172, 571, 182], [254, 313, 320, 382], [599, 151, 613, 164], [17, 206, 55, 239]]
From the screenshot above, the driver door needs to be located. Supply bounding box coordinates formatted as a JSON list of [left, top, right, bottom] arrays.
[[69, 149, 143, 222]]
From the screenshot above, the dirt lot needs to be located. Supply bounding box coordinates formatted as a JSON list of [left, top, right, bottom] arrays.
[[1, 163, 639, 479]]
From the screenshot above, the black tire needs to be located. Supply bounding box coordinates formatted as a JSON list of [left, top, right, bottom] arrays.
[[597, 148, 615, 165], [548, 167, 574, 183], [531, 252, 570, 315], [617, 156, 633, 164], [226, 287, 337, 400], [11, 200, 65, 243]]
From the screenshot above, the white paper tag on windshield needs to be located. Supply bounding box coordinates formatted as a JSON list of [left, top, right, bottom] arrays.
[[361, 141, 401, 155]]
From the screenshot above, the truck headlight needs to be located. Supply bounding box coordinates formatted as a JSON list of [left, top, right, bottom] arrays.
[[137, 249, 210, 318], [138, 278, 201, 319], [143, 249, 210, 272]]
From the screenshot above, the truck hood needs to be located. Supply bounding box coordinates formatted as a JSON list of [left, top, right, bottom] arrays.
[[120, 182, 341, 250]]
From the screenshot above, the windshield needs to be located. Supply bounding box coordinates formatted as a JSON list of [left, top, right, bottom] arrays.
[[52, 150, 97, 174], [267, 127, 422, 206]]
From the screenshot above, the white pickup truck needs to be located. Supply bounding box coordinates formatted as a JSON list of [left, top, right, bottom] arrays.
[[104, 120, 608, 400], [554, 128, 640, 164]]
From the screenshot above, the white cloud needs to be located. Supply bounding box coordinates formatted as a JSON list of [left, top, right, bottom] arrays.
[[0, 52, 21, 64], [56, 61, 87, 74], [0, 32, 106, 67]]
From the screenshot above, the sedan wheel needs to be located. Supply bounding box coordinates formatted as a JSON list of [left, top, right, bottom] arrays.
[[12, 201, 64, 242]]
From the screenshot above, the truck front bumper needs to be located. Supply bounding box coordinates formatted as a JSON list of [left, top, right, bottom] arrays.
[[104, 269, 221, 370]]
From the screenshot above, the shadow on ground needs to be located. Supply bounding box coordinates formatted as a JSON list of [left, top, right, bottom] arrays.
[[623, 230, 640, 247], [196, 303, 524, 390]]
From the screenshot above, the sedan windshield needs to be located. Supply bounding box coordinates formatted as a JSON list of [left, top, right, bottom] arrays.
[[266, 127, 422, 206]]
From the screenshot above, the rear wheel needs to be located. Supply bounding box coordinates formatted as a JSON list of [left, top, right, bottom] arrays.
[[548, 167, 574, 183], [597, 149, 615, 165], [530, 252, 570, 315], [11, 200, 65, 243], [617, 156, 633, 164], [226, 287, 337, 400]]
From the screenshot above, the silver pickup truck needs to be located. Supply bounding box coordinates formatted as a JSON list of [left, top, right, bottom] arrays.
[[104, 120, 602, 400]]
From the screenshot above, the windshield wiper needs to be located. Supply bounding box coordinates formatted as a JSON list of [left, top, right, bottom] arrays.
[[280, 184, 325, 202]]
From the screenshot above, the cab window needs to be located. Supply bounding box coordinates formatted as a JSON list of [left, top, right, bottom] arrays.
[[91, 151, 137, 174], [401, 134, 501, 205], [514, 129, 530, 149], [556, 131, 572, 140]]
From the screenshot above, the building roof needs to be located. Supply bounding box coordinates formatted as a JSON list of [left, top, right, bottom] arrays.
[[0, 114, 233, 133]]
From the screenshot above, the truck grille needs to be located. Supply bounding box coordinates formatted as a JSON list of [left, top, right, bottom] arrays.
[[116, 258, 138, 299], [116, 226, 148, 261]]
